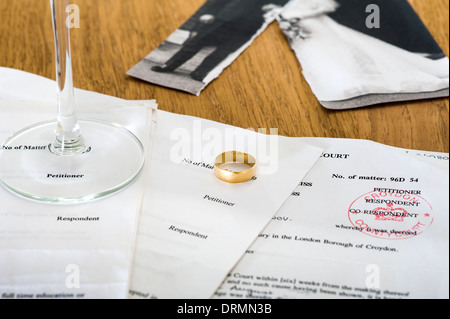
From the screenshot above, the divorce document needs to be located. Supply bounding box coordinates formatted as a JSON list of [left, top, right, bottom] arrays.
[[215, 138, 449, 299], [128, 110, 324, 299], [0, 74, 155, 298]]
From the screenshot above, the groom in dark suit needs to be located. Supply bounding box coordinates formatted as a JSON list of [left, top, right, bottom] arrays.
[[329, 0, 445, 59], [152, 0, 289, 81]]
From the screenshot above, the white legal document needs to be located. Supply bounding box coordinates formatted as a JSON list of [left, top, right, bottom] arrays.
[[0, 67, 125, 104], [0, 67, 324, 299], [215, 138, 449, 299], [0, 99, 153, 299], [0, 67, 157, 298], [128, 110, 324, 299]]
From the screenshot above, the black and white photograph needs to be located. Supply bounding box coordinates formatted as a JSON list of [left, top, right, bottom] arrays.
[[127, 0, 290, 95], [278, 0, 450, 109]]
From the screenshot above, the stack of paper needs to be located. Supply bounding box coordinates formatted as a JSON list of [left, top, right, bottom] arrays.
[[0, 68, 324, 299], [0, 98, 154, 299], [0, 67, 448, 299], [129, 110, 323, 299], [216, 138, 449, 299]]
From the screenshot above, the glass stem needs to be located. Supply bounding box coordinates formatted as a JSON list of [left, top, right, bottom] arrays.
[[50, 0, 85, 156]]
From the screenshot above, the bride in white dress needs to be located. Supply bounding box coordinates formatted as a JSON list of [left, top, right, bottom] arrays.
[[278, 0, 449, 107]]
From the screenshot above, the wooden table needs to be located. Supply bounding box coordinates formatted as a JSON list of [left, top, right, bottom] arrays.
[[1, 0, 448, 152]]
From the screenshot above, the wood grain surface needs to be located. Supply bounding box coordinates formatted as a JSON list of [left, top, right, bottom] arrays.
[[0, 0, 448, 152]]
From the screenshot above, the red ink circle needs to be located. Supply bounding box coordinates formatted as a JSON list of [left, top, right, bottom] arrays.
[[348, 190, 434, 240]]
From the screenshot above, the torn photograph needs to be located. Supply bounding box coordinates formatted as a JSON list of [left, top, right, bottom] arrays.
[[127, 0, 290, 95], [278, 0, 450, 109]]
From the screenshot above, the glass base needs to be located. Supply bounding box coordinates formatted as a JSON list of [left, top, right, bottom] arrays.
[[0, 119, 145, 204]]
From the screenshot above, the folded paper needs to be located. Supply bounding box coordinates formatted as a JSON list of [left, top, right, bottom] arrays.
[[215, 138, 449, 299], [0, 99, 154, 299], [128, 110, 324, 299]]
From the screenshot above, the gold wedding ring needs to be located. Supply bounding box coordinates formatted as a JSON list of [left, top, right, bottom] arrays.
[[214, 151, 257, 184]]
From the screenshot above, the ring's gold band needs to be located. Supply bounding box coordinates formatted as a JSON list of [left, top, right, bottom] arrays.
[[214, 151, 257, 184]]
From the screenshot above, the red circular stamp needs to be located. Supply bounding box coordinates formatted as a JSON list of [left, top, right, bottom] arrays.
[[348, 189, 434, 240]]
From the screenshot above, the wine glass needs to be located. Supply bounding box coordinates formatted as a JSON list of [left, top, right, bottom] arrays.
[[0, 0, 145, 204]]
